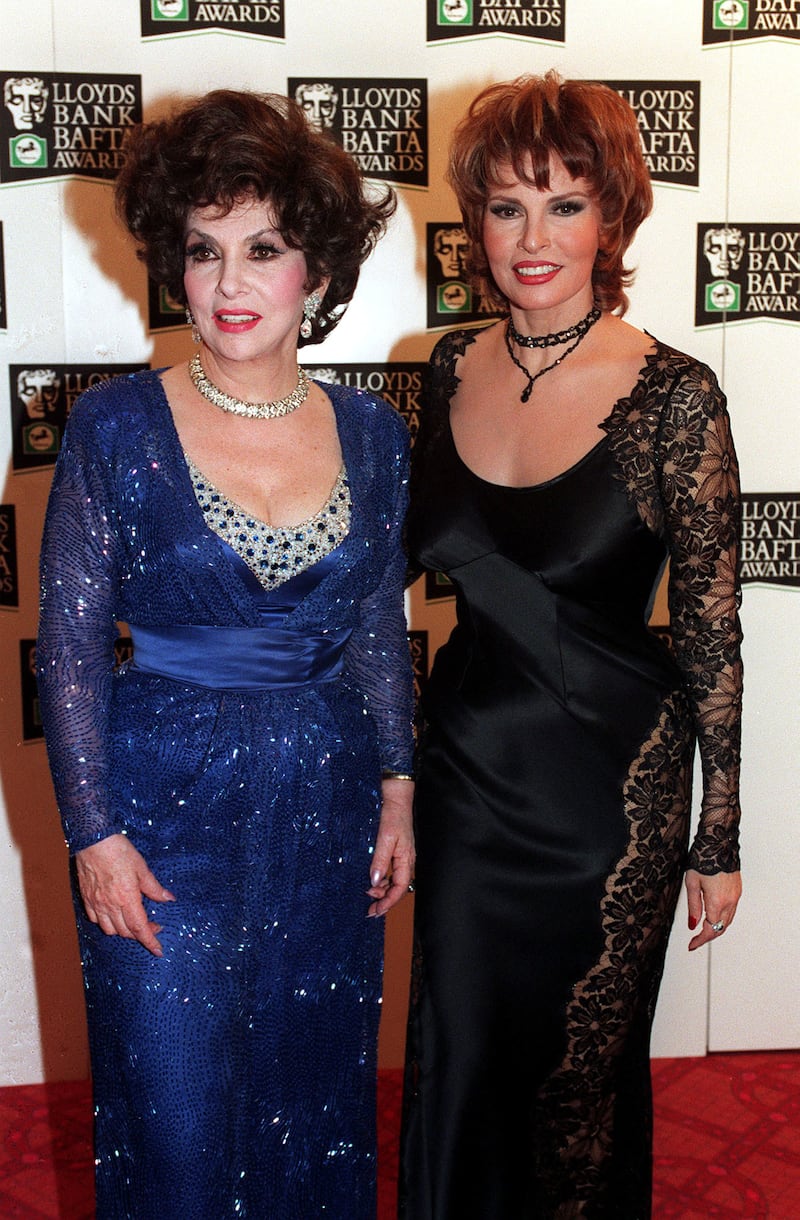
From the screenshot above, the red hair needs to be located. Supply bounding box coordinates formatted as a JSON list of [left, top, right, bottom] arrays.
[[447, 72, 653, 314]]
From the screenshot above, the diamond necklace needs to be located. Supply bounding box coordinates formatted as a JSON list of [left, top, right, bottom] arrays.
[[504, 306, 601, 403], [188, 352, 311, 420]]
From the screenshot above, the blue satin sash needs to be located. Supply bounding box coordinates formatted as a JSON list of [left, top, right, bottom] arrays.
[[129, 544, 352, 691]]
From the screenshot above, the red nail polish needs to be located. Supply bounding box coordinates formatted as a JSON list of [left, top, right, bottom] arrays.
[[688, 915, 698, 930]]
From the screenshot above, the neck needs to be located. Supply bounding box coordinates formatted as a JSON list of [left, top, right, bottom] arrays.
[[198, 346, 300, 403], [510, 295, 598, 342], [503, 302, 602, 403]]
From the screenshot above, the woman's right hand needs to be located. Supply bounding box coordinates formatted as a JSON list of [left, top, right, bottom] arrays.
[[75, 834, 176, 957]]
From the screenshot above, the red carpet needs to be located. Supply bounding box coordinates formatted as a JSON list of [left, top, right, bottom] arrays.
[[1, 1054, 798, 1217]]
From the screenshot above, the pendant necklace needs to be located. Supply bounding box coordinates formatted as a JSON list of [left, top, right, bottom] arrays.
[[188, 352, 311, 420], [504, 305, 601, 403]]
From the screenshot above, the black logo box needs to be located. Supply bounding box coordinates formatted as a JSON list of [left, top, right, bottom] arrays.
[[408, 629, 429, 696], [139, 0, 285, 39], [426, 0, 566, 44], [287, 79, 428, 188], [695, 223, 800, 326], [740, 493, 800, 587], [702, 0, 800, 44], [0, 505, 19, 608], [426, 222, 505, 330], [604, 82, 700, 188], [0, 72, 141, 184], [9, 364, 147, 471]]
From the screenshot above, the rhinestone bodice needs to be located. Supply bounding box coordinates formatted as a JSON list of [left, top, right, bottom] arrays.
[[188, 458, 352, 590]]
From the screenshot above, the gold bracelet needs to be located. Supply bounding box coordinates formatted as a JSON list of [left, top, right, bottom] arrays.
[[381, 770, 415, 782]]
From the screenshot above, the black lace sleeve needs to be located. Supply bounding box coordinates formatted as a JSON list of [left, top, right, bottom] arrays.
[[656, 358, 743, 874]]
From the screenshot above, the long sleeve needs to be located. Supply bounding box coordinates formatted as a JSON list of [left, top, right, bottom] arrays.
[[343, 412, 416, 774], [37, 406, 124, 853], [657, 360, 743, 874]]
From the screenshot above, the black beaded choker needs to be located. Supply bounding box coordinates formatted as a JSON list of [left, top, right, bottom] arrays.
[[508, 306, 601, 349], [505, 305, 601, 403]]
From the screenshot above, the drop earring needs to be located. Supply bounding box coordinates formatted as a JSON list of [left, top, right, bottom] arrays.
[[186, 307, 201, 344], [300, 291, 322, 340]]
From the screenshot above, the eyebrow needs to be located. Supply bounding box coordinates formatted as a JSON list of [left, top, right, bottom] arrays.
[[184, 226, 283, 243], [487, 187, 592, 201]]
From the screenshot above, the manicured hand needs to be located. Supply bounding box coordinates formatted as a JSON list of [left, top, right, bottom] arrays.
[[685, 868, 742, 951], [367, 779, 415, 917], [76, 833, 176, 956]]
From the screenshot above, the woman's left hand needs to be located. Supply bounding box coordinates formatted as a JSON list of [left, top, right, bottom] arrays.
[[685, 868, 742, 951], [367, 778, 416, 917]]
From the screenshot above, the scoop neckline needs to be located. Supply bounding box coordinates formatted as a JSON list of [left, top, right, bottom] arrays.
[[448, 421, 610, 493], [443, 330, 660, 492]]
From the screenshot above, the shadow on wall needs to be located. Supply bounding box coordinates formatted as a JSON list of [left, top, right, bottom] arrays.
[[388, 74, 498, 362], [0, 457, 89, 1086]]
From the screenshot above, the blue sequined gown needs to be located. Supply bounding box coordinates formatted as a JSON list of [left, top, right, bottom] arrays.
[[37, 370, 415, 1220]]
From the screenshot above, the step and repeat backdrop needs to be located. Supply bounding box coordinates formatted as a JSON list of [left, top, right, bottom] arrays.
[[1, 0, 798, 1083]]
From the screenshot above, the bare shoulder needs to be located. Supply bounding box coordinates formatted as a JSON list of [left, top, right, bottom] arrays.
[[455, 320, 506, 376], [596, 314, 655, 362]]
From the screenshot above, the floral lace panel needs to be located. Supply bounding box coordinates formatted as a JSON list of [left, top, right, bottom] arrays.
[[534, 697, 692, 1215], [189, 459, 351, 591], [601, 345, 743, 874]]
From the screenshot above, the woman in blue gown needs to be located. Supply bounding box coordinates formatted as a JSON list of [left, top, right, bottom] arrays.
[[37, 90, 415, 1219]]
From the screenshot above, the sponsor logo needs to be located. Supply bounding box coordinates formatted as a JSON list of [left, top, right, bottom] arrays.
[[0, 73, 142, 184], [740, 494, 800, 587], [288, 78, 428, 188], [424, 571, 455, 602], [408, 630, 430, 699], [140, 0, 284, 38], [695, 223, 800, 326], [303, 363, 425, 442], [10, 363, 147, 471], [0, 505, 19, 608], [427, 0, 566, 42], [149, 281, 188, 332], [703, 0, 799, 43], [427, 222, 505, 329], [20, 639, 42, 741], [605, 82, 700, 188]]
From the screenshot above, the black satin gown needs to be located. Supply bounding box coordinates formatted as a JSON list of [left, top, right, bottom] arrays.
[[400, 330, 743, 1219]]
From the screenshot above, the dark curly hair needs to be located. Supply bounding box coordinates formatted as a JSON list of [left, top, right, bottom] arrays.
[[114, 89, 396, 345], [447, 72, 653, 315]]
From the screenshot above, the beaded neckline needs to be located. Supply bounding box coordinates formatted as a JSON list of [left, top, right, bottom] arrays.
[[187, 458, 351, 589]]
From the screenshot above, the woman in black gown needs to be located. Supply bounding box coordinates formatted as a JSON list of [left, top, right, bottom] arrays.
[[400, 73, 743, 1218]]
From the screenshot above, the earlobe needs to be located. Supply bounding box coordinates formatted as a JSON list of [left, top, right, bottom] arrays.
[[306, 275, 331, 302]]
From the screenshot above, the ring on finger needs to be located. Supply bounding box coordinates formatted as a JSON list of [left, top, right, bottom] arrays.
[[709, 919, 725, 934]]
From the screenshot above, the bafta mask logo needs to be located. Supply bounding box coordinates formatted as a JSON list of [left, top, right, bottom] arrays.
[[4, 77, 48, 130], [294, 83, 338, 130], [703, 227, 746, 278], [433, 226, 469, 279], [17, 368, 60, 420]]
